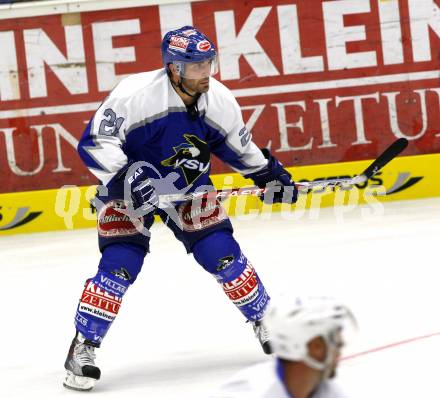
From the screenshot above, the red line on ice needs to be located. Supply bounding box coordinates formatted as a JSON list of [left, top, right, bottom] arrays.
[[341, 331, 440, 361]]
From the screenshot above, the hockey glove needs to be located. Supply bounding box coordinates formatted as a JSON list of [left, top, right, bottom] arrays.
[[244, 148, 298, 204], [126, 166, 159, 215]]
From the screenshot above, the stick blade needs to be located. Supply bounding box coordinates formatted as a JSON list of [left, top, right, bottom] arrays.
[[361, 138, 408, 179]]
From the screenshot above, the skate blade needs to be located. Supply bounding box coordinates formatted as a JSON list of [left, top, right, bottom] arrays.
[[63, 371, 96, 391]]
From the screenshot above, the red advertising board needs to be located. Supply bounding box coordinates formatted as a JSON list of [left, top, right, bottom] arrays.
[[0, 0, 439, 193]]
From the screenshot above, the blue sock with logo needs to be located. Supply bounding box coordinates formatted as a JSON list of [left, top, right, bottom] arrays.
[[74, 243, 145, 345], [192, 231, 270, 321]]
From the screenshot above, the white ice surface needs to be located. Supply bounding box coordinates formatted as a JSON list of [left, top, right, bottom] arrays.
[[1, 197, 440, 398]]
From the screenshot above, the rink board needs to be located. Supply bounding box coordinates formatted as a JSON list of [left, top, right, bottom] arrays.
[[0, 152, 438, 235], [1, 0, 440, 194]]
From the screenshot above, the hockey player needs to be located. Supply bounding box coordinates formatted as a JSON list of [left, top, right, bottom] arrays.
[[63, 26, 298, 391], [210, 297, 356, 398]]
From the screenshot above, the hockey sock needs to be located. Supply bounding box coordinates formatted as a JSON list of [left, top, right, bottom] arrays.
[[192, 231, 270, 321], [74, 243, 145, 345]]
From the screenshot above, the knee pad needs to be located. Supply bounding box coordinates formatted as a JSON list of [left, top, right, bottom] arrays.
[[192, 231, 270, 321], [98, 242, 146, 284], [192, 231, 246, 282]]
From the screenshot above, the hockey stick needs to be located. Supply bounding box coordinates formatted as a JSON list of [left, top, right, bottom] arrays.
[[294, 137, 409, 190], [158, 138, 408, 204]]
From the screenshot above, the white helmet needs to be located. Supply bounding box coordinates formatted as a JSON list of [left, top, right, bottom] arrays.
[[263, 296, 356, 371]]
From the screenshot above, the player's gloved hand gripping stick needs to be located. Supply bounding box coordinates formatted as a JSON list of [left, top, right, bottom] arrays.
[[243, 148, 298, 205], [158, 138, 409, 204], [126, 166, 159, 214]]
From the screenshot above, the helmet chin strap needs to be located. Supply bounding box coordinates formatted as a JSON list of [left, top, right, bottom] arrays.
[[303, 335, 338, 381], [303, 354, 327, 372], [166, 67, 199, 99], [170, 75, 201, 120]]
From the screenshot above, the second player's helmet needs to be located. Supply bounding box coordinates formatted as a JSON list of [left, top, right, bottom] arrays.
[[161, 26, 218, 79], [263, 297, 357, 370]]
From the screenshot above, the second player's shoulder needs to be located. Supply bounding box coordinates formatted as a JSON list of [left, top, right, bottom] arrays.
[[210, 360, 288, 398], [313, 378, 351, 398]]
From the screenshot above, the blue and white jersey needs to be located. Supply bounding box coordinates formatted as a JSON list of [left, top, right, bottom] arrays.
[[209, 360, 350, 398], [78, 69, 267, 190]]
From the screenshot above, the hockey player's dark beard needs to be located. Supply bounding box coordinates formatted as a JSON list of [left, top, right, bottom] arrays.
[[179, 77, 210, 96], [177, 79, 198, 98]]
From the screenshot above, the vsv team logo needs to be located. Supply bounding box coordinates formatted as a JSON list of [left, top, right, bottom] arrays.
[[161, 134, 210, 185]]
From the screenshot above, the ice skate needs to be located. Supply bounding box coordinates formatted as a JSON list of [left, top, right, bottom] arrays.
[[252, 320, 272, 354], [63, 332, 101, 391]]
